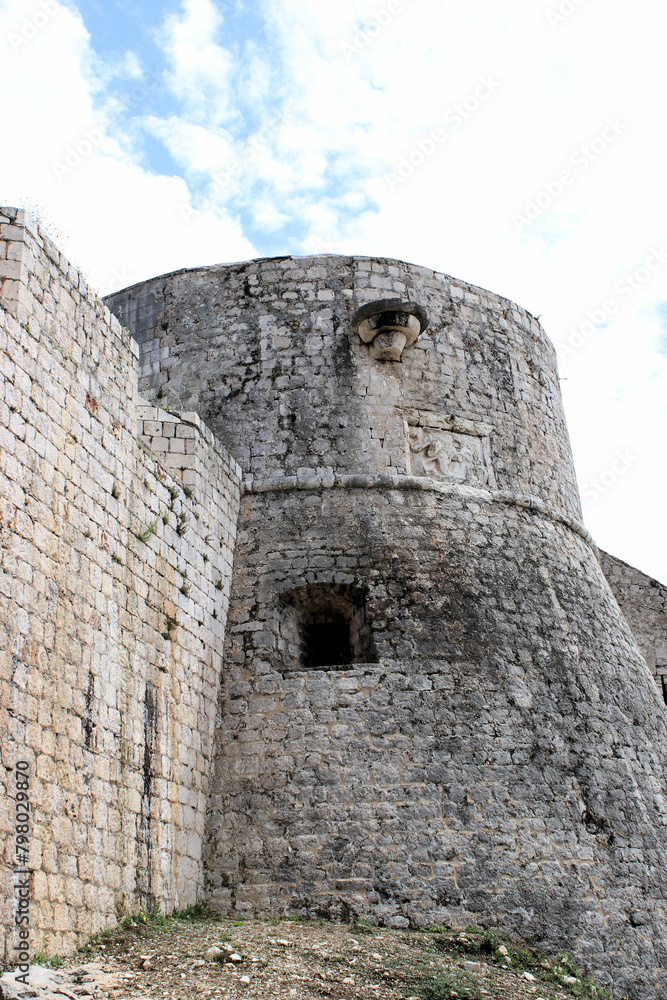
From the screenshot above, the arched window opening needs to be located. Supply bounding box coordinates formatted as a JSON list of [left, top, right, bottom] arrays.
[[279, 583, 377, 670]]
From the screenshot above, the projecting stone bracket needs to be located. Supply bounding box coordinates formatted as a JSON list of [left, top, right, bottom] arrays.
[[351, 298, 428, 361]]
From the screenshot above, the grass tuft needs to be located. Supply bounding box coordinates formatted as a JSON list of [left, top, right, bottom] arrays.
[[136, 519, 158, 543], [162, 614, 178, 640]]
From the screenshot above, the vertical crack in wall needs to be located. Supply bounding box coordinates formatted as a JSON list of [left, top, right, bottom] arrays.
[[138, 681, 157, 910], [84, 672, 95, 751]]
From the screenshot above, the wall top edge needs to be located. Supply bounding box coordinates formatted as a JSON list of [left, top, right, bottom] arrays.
[[599, 548, 667, 590], [0, 205, 40, 234], [0, 205, 141, 357], [102, 253, 545, 334]]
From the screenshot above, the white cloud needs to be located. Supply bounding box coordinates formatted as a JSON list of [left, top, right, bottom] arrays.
[[0, 0, 256, 291], [1, 0, 665, 580], [159, 0, 236, 126], [144, 116, 237, 176]]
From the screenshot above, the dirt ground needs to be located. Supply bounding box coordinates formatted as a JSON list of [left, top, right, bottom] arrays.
[[48, 911, 610, 1000]]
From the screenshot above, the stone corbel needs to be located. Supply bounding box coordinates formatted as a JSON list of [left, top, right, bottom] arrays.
[[351, 299, 429, 361]]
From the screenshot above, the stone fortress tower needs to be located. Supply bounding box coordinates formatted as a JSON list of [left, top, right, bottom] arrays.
[[106, 254, 667, 999], [1, 208, 666, 999]]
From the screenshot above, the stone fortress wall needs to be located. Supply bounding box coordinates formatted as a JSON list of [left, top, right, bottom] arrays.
[[0, 206, 666, 998], [599, 550, 667, 693], [0, 209, 240, 959], [107, 254, 667, 1000]]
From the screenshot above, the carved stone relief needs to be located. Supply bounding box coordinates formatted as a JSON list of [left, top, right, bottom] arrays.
[[406, 415, 495, 487], [351, 299, 428, 361]]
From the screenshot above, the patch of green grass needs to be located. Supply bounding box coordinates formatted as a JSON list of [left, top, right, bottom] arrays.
[[422, 928, 610, 1000], [79, 932, 108, 954], [543, 953, 612, 999], [172, 902, 222, 922], [146, 902, 167, 926], [111, 552, 122, 564], [135, 519, 158, 542], [162, 614, 178, 641], [414, 967, 483, 1000], [351, 919, 375, 934]]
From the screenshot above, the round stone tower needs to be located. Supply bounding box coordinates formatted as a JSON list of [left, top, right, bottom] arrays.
[[107, 255, 667, 999]]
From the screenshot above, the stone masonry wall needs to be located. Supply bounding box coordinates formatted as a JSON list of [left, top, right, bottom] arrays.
[[0, 209, 240, 960], [206, 482, 667, 1000], [599, 550, 667, 697], [107, 252, 667, 998], [106, 254, 584, 522]]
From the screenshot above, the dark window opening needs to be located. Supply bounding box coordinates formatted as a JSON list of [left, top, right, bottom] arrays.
[[661, 675, 667, 707], [279, 583, 377, 670], [303, 616, 353, 668]]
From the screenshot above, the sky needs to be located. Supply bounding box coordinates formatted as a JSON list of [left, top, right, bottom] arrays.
[[1, 0, 666, 582]]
